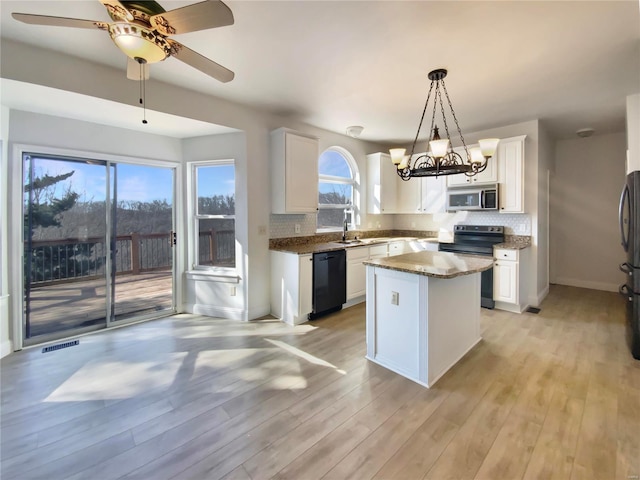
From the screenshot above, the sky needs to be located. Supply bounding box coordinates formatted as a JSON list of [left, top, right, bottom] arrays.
[[26, 157, 235, 204]]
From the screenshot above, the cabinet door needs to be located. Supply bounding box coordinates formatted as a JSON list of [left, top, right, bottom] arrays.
[[299, 254, 313, 317], [421, 176, 447, 213], [498, 136, 525, 213], [396, 153, 422, 213], [367, 153, 397, 214], [446, 144, 498, 186], [493, 260, 518, 304], [285, 133, 319, 213], [388, 241, 406, 256], [346, 247, 368, 300]]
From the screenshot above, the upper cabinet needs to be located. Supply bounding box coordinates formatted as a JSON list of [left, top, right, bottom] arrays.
[[270, 128, 319, 214], [498, 135, 526, 213], [447, 145, 498, 187], [367, 153, 397, 214], [385, 152, 447, 215]]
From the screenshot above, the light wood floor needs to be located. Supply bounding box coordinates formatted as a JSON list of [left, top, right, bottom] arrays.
[[1, 285, 638, 480]]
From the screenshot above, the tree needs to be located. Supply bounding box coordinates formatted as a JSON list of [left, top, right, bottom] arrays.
[[24, 171, 79, 233], [24, 170, 97, 283]]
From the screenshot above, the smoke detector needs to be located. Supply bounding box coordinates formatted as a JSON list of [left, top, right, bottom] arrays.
[[346, 126, 364, 138], [576, 128, 595, 138]]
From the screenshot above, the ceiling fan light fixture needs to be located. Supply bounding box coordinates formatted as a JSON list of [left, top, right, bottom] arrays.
[[108, 23, 169, 64]]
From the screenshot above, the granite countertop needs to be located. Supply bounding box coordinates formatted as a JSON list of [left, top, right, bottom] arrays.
[[363, 250, 495, 279], [495, 237, 532, 250], [270, 236, 438, 255]]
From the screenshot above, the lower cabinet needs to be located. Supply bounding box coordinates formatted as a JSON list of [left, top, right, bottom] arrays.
[[271, 251, 313, 325], [346, 244, 388, 305], [493, 247, 529, 313], [346, 247, 369, 300]]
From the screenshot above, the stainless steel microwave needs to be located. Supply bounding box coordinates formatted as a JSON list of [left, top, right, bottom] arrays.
[[446, 185, 498, 211]]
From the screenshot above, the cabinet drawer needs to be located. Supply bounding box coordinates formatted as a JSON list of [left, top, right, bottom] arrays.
[[369, 244, 388, 258], [347, 246, 369, 262], [494, 249, 518, 261]]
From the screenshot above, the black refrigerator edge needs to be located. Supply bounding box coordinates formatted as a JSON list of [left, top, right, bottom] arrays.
[[618, 170, 640, 360]]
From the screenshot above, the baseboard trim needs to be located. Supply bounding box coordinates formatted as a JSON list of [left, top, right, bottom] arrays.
[[247, 305, 272, 321], [184, 303, 246, 321], [1, 340, 13, 358], [554, 278, 618, 293]]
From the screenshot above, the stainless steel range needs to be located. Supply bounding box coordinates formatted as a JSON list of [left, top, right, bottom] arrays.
[[439, 225, 504, 308]]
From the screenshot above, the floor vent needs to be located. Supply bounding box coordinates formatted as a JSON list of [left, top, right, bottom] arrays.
[[526, 307, 541, 314], [42, 340, 79, 353]]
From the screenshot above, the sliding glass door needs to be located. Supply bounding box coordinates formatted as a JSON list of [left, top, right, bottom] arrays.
[[22, 154, 175, 345]]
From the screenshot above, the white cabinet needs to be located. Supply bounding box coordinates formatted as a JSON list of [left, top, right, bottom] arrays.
[[270, 128, 319, 214], [396, 153, 446, 214], [388, 241, 407, 256], [493, 247, 529, 313], [498, 135, 526, 213], [346, 247, 369, 300], [367, 153, 397, 214], [271, 251, 313, 325], [447, 144, 498, 187], [368, 244, 388, 259]]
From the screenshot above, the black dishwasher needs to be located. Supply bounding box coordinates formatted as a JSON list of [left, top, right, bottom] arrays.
[[309, 249, 346, 320]]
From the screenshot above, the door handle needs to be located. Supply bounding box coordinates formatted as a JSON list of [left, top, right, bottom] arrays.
[[619, 184, 630, 251], [480, 191, 485, 208]]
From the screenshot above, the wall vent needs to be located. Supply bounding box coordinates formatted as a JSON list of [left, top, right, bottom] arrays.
[[526, 307, 541, 314], [42, 340, 79, 353]]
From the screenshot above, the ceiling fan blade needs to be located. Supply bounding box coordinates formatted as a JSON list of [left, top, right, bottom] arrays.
[[150, 0, 233, 36], [11, 13, 107, 30], [97, 0, 134, 21], [168, 39, 234, 83], [126, 58, 150, 80]]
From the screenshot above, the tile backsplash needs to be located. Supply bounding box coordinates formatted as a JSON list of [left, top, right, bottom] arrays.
[[271, 211, 531, 239], [393, 212, 531, 235]]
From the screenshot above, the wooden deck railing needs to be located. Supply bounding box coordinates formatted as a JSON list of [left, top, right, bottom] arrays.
[[26, 229, 235, 285]]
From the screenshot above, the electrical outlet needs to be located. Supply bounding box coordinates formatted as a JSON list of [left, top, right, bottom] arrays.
[[411, 221, 416, 228], [391, 291, 399, 305], [294, 224, 301, 234], [230, 286, 236, 296], [258, 225, 267, 235]]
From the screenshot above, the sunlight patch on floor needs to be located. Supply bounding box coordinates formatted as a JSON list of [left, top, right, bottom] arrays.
[[44, 353, 187, 401], [265, 338, 346, 374]]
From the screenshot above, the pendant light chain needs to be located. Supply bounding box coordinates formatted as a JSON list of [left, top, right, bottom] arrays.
[[139, 61, 148, 125], [441, 79, 469, 160], [409, 80, 436, 159]]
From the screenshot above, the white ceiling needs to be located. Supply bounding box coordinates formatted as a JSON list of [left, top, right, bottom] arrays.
[[1, 0, 639, 142]]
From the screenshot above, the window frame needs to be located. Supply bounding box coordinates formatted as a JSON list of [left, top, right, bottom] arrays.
[[317, 147, 359, 233], [189, 159, 237, 273]]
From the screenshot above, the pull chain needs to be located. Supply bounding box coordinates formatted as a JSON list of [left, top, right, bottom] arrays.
[[137, 58, 148, 125]]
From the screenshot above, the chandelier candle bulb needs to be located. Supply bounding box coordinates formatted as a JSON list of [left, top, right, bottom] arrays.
[[429, 138, 450, 158], [478, 138, 500, 158], [470, 147, 485, 164], [390, 148, 406, 165]]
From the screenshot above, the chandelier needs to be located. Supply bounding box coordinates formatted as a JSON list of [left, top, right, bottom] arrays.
[[390, 69, 500, 181]]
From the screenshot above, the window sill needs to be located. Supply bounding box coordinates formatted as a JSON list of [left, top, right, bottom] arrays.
[[185, 270, 241, 283]]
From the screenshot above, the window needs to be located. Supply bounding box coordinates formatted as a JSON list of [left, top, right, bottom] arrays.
[[317, 147, 359, 231], [193, 161, 236, 269]]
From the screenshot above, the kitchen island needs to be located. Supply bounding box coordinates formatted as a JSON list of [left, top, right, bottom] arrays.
[[363, 250, 494, 387]]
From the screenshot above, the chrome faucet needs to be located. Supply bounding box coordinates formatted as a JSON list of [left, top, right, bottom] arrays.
[[342, 208, 349, 241]]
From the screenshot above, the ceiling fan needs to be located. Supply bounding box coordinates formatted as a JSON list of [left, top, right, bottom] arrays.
[[12, 0, 235, 83]]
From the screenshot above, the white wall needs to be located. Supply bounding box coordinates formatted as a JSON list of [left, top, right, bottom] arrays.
[[551, 131, 626, 291], [1, 107, 11, 357]]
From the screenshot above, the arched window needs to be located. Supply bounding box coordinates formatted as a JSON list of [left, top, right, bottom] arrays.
[[317, 147, 359, 232]]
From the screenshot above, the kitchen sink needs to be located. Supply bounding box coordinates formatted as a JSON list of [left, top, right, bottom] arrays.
[[334, 239, 363, 245]]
